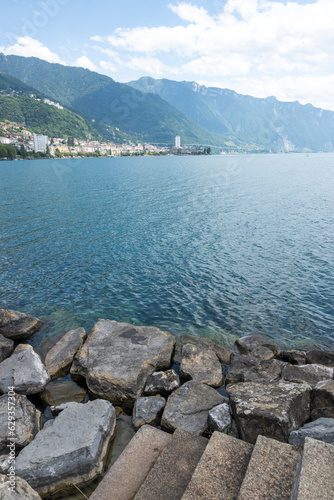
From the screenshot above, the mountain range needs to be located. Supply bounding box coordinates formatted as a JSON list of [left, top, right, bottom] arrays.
[[0, 53, 334, 151]]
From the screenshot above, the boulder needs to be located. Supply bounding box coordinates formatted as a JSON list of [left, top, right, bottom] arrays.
[[0, 345, 50, 395], [225, 355, 258, 385], [132, 396, 166, 430], [40, 378, 87, 409], [311, 379, 334, 420], [235, 334, 280, 360], [15, 400, 116, 498], [0, 394, 41, 453], [144, 370, 180, 396], [312, 379, 334, 409], [173, 335, 233, 365], [71, 320, 175, 406], [208, 403, 231, 433], [289, 418, 334, 446], [161, 380, 225, 435], [0, 474, 42, 499], [0, 309, 42, 340], [311, 407, 334, 420], [0, 334, 14, 363], [44, 327, 87, 379], [227, 381, 311, 444], [179, 344, 223, 387], [226, 356, 285, 385], [0, 455, 10, 474], [282, 349, 307, 365], [306, 350, 334, 367], [281, 363, 333, 388]]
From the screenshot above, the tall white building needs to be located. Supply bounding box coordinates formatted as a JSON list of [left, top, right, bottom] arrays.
[[175, 136, 181, 148], [33, 134, 49, 153]]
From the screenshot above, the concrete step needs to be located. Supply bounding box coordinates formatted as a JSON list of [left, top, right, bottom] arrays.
[[90, 424, 171, 500], [134, 428, 208, 500], [291, 437, 334, 499], [237, 435, 300, 500], [181, 432, 254, 500]]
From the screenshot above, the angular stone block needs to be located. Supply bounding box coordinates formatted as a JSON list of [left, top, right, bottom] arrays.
[[291, 438, 334, 500], [227, 381, 311, 443], [238, 435, 299, 500], [182, 432, 253, 500], [90, 425, 171, 500]]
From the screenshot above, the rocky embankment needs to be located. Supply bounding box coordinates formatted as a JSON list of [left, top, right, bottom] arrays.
[[0, 308, 333, 499]]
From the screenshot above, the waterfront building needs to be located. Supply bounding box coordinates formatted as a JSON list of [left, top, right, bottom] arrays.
[[33, 134, 49, 153]]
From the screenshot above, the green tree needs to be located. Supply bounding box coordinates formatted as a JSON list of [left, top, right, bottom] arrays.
[[55, 148, 62, 157], [19, 143, 27, 158]]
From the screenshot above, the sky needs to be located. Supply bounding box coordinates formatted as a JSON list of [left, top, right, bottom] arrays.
[[1, 0, 334, 110]]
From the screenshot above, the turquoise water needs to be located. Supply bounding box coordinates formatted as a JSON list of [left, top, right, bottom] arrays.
[[0, 154, 333, 350]]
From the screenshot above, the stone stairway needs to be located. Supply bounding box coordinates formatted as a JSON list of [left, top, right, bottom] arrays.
[[90, 426, 334, 500]]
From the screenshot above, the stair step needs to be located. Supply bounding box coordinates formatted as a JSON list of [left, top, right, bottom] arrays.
[[237, 435, 300, 500], [134, 428, 208, 500], [291, 437, 334, 499], [181, 432, 253, 500], [90, 424, 171, 500]]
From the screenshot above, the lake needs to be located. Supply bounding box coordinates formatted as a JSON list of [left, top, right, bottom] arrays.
[[0, 153, 333, 351]]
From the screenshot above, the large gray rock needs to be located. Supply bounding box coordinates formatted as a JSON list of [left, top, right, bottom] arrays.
[[44, 327, 87, 379], [226, 356, 285, 385], [173, 335, 233, 365], [306, 349, 334, 367], [71, 320, 175, 406], [179, 344, 223, 387], [227, 381, 311, 444], [208, 403, 231, 433], [132, 397, 166, 430], [281, 363, 333, 388], [311, 379, 334, 420], [289, 418, 334, 446], [0, 309, 43, 340], [0, 345, 50, 395], [161, 380, 225, 435], [144, 370, 180, 396], [0, 455, 10, 474], [0, 334, 14, 363], [0, 394, 41, 453], [15, 400, 116, 498], [282, 349, 307, 365], [0, 474, 42, 499], [236, 334, 281, 360]]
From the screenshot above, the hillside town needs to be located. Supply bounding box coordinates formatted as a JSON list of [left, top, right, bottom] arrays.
[[0, 121, 212, 158]]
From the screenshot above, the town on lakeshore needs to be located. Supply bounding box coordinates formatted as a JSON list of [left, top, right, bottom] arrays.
[[0, 121, 213, 160]]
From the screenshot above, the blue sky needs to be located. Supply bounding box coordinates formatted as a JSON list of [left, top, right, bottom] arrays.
[[1, 0, 334, 110]]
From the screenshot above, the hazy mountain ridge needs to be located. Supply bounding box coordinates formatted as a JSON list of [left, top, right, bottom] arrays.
[[128, 77, 334, 152]]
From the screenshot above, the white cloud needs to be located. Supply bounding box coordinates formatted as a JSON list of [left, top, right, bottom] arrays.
[[100, 60, 117, 72], [93, 0, 334, 109], [74, 55, 97, 71], [1, 37, 64, 64], [123, 56, 180, 76]]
